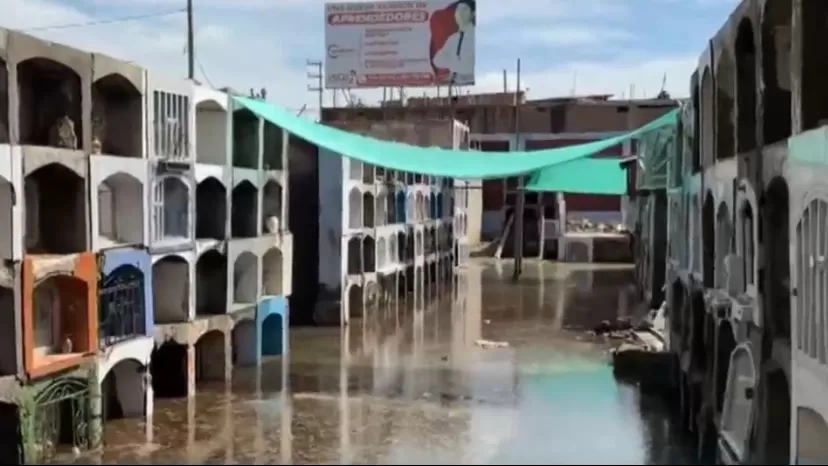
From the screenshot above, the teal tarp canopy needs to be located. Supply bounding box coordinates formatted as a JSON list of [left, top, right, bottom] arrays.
[[233, 96, 678, 180], [525, 157, 627, 194]]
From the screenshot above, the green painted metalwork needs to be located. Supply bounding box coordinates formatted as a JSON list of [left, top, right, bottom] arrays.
[[23, 377, 91, 464]]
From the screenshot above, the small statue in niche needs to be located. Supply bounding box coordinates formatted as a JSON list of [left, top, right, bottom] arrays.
[[44, 80, 79, 149], [91, 103, 106, 154], [47, 115, 78, 149], [62, 335, 73, 354], [264, 216, 280, 234]]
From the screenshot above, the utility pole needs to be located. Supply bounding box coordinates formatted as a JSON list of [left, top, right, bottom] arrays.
[[187, 0, 194, 80], [307, 59, 323, 121], [512, 58, 524, 281]]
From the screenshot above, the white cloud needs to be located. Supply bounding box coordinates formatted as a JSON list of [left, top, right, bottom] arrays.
[[1, 0, 699, 122], [515, 26, 634, 47]]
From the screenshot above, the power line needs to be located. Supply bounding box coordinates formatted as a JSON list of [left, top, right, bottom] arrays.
[[21, 8, 185, 32]]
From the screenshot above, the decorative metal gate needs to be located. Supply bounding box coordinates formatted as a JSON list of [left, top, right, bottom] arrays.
[[795, 198, 828, 364], [99, 264, 145, 347], [29, 378, 90, 463]]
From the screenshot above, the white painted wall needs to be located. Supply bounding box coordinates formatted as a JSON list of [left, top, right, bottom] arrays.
[[318, 148, 343, 291]]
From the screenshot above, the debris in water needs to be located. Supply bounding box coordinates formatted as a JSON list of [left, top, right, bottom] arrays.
[[484, 319, 491, 324], [475, 339, 509, 349]]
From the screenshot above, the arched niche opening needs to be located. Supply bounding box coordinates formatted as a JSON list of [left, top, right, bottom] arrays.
[[261, 312, 285, 357], [347, 237, 361, 275], [348, 188, 362, 229], [153, 175, 190, 241], [720, 345, 754, 459], [17, 57, 82, 150], [0, 179, 12, 259], [716, 322, 738, 413], [32, 275, 91, 359], [195, 250, 227, 316], [702, 192, 715, 287], [416, 192, 425, 222], [375, 191, 387, 227], [415, 230, 423, 256], [385, 190, 395, 225], [691, 82, 702, 172], [797, 407, 828, 463], [152, 255, 190, 324], [231, 181, 258, 238], [406, 228, 415, 260], [27, 377, 90, 462], [232, 319, 257, 367], [102, 359, 146, 422], [98, 172, 143, 248], [263, 121, 283, 170], [436, 193, 444, 218], [25, 163, 86, 253], [150, 341, 188, 398], [701, 69, 714, 167], [0, 401, 22, 463], [715, 202, 733, 288], [764, 177, 790, 341], [262, 180, 282, 234], [389, 234, 397, 266], [195, 330, 226, 385], [0, 57, 7, 143], [424, 228, 434, 255], [735, 19, 757, 153], [348, 284, 363, 319], [362, 163, 374, 184], [761, 0, 792, 144], [739, 201, 754, 291], [99, 264, 146, 346], [690, 292, 707, 374], [716, 52, 735, 160], [232, 109, 259, 168], [429, 192, 437, 219], [395, 191, 406, 223], [363, 236, 376, 273], [349, 160, 362, 181], [800, 0, 828, 131], [377, 237, 387, 270], [261, 247, 284, 296], [670, 280, 686, 337], [196, 177, 227, 240], [195, 99, 228, 165], [233, 251, 258, 305], [414, 173, 422, 184], [406, 192, 415, 223], [396, 231, 406, 262], [761, 369, 790, 464], [363, 192, 375, 228], [92, 73, 142, 157]]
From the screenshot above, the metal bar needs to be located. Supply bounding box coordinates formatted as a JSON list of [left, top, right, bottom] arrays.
[[512, 58, 524, 281]]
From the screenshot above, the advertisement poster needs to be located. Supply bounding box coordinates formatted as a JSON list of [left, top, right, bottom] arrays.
[[324, 0, 476, 89]]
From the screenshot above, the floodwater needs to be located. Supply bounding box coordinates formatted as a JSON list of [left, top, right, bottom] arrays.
[[63, 260, 698, 465]]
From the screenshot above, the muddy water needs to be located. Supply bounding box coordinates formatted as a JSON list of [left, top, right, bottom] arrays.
[[64, 260, 697, 465]]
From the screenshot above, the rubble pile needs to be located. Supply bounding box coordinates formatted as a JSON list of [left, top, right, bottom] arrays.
[[566, 218, 629, 234]]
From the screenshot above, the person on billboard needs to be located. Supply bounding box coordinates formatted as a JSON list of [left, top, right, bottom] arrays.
[[428, 0, 476, 84]]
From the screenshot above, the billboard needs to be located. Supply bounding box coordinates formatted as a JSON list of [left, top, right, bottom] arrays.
[[324, 0, 476, 89]]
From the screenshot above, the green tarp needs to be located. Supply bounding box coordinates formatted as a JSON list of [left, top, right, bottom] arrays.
[[233, 96, 678, 182], [525, 157, 628, 194]]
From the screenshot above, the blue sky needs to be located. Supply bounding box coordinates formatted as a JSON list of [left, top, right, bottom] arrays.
[[4, 0, 738, 117]]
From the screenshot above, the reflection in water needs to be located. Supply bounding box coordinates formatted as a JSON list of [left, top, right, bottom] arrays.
[[60, 260, 695, 465]]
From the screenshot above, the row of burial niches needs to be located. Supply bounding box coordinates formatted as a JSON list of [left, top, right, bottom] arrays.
[[346, 188, 453, 228], [0, 51, 292, 255], [348, 159, 452, 188], [345, 224, 455, 274]]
